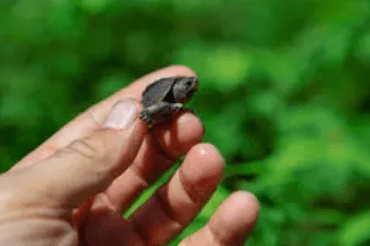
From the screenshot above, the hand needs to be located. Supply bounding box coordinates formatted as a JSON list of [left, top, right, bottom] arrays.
[[0, 66, 259, 245]]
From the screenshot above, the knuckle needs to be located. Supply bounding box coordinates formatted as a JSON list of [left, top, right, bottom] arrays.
[[67, 136, 110, 164]]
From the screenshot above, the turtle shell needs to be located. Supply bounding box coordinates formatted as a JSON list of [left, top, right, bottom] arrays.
[[141, 77, 178, 108]]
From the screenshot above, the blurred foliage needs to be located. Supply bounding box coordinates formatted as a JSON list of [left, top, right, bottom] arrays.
[[1, 0, 370, 245]]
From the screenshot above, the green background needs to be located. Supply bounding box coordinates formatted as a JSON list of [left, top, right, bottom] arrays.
[[1, 0, 370, 245]]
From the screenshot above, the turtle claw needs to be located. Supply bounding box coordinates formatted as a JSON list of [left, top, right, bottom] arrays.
[[140, 110, 155, 128], [140, 110, 151, 122]]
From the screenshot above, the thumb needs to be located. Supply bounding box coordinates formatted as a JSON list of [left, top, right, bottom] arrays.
[[7, 99, 145, 209]]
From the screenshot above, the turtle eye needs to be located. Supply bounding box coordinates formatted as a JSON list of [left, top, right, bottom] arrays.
[[186, 81, 192, 86]]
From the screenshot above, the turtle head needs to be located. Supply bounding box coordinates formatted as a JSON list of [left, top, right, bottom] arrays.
[[172, 76, 198, 103]]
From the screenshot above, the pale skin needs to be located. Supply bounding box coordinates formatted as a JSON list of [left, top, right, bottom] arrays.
[[0, 66, 259, 245]]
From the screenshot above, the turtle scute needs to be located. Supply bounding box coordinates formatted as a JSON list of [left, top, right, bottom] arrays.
[[139, 76, 198, 127]]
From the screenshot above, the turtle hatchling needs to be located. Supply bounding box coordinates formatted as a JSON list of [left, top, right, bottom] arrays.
[[140, 76, 198, 127]]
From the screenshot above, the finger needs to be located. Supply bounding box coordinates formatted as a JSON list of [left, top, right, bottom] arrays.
[[5, 99, 146, 208], [153, 109, 205, 159], [127, 143, 224, 245], [92, 110, 204, 214], [14, 65, 196, 169], [179, 191, 259, 246]]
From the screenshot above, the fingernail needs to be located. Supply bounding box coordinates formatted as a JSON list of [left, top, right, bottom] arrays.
[[104, 99, 137, 129]]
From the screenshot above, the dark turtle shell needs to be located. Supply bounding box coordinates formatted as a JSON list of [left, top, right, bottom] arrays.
[[141, 77, 178, 108]]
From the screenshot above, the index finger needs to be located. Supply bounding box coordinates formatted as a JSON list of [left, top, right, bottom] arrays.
[[13, 65, 197, 170]]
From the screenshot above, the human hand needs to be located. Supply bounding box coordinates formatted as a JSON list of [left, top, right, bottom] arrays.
[[0, 66, 259, 245]]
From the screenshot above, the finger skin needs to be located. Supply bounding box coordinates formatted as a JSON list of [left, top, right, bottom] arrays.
[[97, 110, 204, 214], [14, 65, 197, 169], [153, 110, 205, 159], [80, 143, 221, 246], [179, 191, 260, 246], [126, 143, 224, 245], [3, 117, 146, 210]]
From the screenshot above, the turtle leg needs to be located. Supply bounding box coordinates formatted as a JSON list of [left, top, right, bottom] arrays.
[[140, 102, 183, 125], [170, 103, 184, 111], [139, 110, 153, 123]]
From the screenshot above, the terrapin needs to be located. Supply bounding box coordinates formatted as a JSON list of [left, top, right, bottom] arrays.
[[140, 76, 198, 127]]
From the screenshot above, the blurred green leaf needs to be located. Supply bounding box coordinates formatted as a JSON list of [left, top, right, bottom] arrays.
[[339, 212, 370, 246], [177, 42, 252, 92]]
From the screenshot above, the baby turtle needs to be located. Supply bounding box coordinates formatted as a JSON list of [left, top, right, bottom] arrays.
[[140, 76, 198, 127]]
